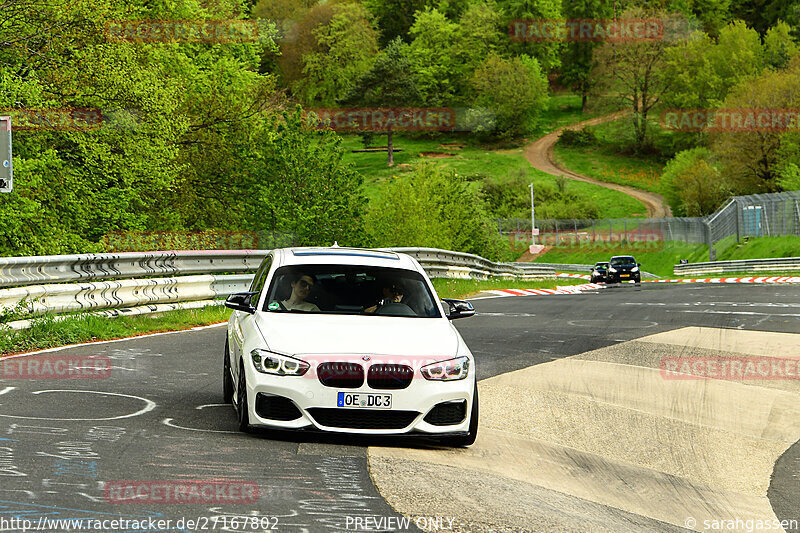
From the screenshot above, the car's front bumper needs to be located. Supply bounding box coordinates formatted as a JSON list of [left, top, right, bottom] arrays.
[[243, 364, 475, 435], [609, 272, 641, 282]]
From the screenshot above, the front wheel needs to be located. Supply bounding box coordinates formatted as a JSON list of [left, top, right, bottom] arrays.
[[223, 340, 233, 403], [440, 382, 479, 447], [236, 361, 250, 433]]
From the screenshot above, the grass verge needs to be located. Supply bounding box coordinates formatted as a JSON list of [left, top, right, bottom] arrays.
[[530, 242, 707, 278], [343, 134, 648, 219], [0, 305, 231, 356], [530, 236, 800, 277], [552, 118, 666, 194], [432, 277, 585, 300]]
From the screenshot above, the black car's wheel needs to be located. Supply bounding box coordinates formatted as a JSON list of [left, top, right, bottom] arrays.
[[223, 340, 234, 404], [440, 382, 479, 447], [236, 361, 250, 433]]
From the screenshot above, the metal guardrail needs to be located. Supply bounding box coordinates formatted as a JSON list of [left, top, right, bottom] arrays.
[[390, 248, 555, 280], [674, 257, 800, 276], [0, 248, 555, 330], [0, 250, 269, 288]]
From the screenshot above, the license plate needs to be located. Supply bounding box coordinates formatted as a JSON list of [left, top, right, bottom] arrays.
[[337, 392, 392, 409], [620, 274, 630, 278]]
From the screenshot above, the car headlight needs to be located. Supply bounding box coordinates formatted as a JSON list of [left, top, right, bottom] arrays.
[[420, 356, 470, 381], [609, 267, 617, 273], [631, 267, 639, 272], [250, 349, 309, 376]]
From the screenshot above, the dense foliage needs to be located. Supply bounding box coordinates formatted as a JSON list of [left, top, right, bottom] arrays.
[[0, 0, 798, 259]]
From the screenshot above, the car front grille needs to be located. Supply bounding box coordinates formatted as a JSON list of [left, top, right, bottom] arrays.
[[307, 408, 419, 430], [423, 400, 467, 426], [367, 364, 414, 389], [255, 393, 302, 421], [317, 362, 364, 388]]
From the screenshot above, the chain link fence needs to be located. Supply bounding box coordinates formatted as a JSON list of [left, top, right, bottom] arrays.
[[499, 190, 800, 261]]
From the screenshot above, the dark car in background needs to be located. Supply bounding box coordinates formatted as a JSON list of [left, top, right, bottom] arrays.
[[590, 262, 610, 283], [607, 256, 641, 284]]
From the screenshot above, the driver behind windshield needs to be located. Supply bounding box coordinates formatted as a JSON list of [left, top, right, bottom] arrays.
[[280, 273, 320, 312], [364, 280, 405, 313]]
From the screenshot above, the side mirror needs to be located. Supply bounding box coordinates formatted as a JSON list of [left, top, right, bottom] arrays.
[[225, 292, 257, 314], [637, 263, 641, 267], [442, 298, 476, 320]]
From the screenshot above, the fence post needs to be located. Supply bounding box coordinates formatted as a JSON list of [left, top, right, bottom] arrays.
[[705, 220, 715, 261], [624, 219, 628, 242], [555, 220, 559, 246], [734, 199, 740, 243], [592, 220, 596, 242]]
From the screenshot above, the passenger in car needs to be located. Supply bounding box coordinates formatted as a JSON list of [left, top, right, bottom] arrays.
[[364, 280, 406, 313], [280, 273, 320, 312]]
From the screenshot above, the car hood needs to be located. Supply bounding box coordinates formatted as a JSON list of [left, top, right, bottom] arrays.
[[253, 313, 462, 358]]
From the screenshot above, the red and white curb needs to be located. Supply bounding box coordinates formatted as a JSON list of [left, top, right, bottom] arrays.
[[555, 273, 800, 284], [481, 283, 604, 298], [556, 273, 592, 280], [642, 276, 800, 284]]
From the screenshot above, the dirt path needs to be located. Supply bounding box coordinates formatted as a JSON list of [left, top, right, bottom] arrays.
[[524, 112, 672, 218]]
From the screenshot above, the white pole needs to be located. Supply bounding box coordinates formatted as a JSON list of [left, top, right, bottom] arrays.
[[529, 183, 536, 246]]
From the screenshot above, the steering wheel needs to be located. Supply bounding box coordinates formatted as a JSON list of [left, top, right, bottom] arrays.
[[374, 302, 416, 317]]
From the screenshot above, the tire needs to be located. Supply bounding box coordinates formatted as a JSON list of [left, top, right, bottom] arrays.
[[223, 340, 234, 404], [440, 381, 479, 447], [236, 361, 250, 433]]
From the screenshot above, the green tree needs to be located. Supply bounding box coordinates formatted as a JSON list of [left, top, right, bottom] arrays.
[[456, 0, 505, 86], [559, 0, 613, 111], [366, 162, 508, 260], [471, 54, 549, 138], [764, 21, 799, 70], [710, 59, 800, 192], [660, 147, 731, 216], [500, 0, 563, 72], [297, 3, 379, 106], [593, 7, 674, 150], [341, 38, 423, 166], [362, 0, 438, 45], [406, 8, 461, 106], [246, 110, 369, 247]]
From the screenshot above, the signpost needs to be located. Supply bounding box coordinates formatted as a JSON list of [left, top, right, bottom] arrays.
[[0, 116, 11, 193], [529, 183, 544, 254]]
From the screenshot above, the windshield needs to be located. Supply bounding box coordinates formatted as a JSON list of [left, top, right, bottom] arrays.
[[610, 257, 636, 266], [595, 263, 608, 268], [263, 265, 442, 318]]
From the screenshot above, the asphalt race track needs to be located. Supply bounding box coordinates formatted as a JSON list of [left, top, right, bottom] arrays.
[[0, 282, 798, 532]]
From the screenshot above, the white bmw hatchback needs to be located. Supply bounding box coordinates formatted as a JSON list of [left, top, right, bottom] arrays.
[[223, 247, 479, 446]]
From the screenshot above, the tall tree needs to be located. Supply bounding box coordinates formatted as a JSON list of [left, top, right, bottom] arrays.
[[296, 3, 379, 106], [593, 7, 674, 150], [341, 38, 423, 166], [710, 59, 800, 192], [559, 0, 613, 110], [500, 0, 564, 72], [406, 8, 461, 106], [471, 54, 549, 138]]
